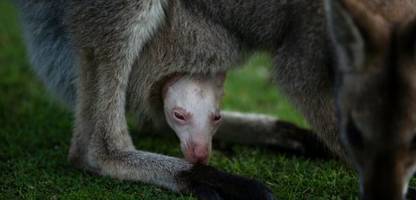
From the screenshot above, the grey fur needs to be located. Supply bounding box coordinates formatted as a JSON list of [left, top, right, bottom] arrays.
[[15, 0, 280, 197]]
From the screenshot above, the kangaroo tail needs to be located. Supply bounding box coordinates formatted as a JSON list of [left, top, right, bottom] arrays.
[[15, 0, 77, 107]]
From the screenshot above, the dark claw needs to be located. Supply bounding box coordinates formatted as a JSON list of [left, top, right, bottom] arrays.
[[177, 164, 276, 200]]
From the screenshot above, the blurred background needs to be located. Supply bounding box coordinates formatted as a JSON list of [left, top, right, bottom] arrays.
[[0, 0, 361, 199]]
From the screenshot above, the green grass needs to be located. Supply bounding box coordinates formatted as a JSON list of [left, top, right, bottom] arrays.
[[0, 1, 360, 199]]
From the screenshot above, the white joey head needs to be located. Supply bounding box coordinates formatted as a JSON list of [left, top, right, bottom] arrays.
[[162, 73, 226, 164]]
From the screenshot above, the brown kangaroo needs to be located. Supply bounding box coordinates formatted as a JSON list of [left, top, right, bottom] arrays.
[[326, 0, 416, 199]]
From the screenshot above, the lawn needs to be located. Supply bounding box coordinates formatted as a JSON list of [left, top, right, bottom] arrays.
[[0, 1, 360, 199]]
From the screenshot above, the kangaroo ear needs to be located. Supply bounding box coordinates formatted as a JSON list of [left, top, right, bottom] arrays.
[[325, 0, 365, 73], [325, 0, 389, 73]]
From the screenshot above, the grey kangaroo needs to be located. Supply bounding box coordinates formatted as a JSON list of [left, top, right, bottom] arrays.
[[15, 0, 291, 199], [15, 0, 416, 199]]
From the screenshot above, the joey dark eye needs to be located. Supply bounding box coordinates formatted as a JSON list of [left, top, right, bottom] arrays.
[[213, 114, 222, 122], [174, 112, 186, 121], [172, 109, 191, 124], [344, 117, 365, 149]]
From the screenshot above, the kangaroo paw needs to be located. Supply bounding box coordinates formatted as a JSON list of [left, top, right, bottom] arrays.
[[177, 164, 276, 200]]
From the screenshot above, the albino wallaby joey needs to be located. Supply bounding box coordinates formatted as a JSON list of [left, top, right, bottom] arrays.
[[163, 74, 225, 164]]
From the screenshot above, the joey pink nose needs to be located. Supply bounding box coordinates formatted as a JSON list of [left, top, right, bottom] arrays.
[[185, 143, 210, 164], [193, 145, 209, 164]]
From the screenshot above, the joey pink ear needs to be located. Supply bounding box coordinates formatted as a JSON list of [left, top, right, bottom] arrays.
[[162, 74, 183, 98]]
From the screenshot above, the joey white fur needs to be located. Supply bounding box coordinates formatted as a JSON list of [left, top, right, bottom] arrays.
[[163, 75, 225, 164]]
